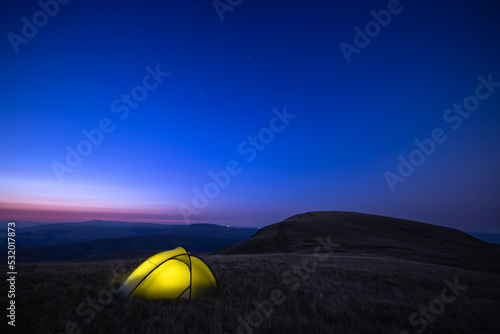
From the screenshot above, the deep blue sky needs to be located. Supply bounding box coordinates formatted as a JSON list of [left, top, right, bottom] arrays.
[[1, 0, 499, 231]]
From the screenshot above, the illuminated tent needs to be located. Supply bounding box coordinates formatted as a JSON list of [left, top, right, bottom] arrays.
[[119, 247, 217, 300]]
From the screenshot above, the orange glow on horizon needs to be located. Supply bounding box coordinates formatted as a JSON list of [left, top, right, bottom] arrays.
[[0, 202, 237, 224]]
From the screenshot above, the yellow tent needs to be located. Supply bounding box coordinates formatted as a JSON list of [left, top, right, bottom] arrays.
[[119, 247, 217, 300]]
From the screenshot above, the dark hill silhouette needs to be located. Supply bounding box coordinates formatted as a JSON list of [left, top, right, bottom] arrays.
[[216, 211, 500, 274]]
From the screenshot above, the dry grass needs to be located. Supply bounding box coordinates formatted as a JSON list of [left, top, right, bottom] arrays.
[[5, 252, 500, 334]]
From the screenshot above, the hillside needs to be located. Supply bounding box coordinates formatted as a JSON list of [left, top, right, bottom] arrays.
[[217, 211, 500, 274]]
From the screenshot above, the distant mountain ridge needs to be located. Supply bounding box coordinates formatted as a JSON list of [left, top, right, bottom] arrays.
[[1, 220, 51, 228], [17, 233, 245, 262], [465, 231, 500, 244], [5, 221, 257, 248], [17, 220, 186, 230]]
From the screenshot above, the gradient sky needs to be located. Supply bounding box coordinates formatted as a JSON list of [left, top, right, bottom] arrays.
[[1, 0, 499, 231]]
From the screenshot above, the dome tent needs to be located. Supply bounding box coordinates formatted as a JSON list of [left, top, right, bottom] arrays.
[[119, 247, 217, 300]]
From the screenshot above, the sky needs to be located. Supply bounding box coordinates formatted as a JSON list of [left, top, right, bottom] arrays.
[[1, 0, 499, 231]]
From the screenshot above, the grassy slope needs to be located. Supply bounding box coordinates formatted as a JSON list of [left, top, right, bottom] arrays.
[[218, 211, 500, 275], [8, 253, 500, 334]]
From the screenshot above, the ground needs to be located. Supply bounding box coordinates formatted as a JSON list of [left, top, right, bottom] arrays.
[[7, 252, 500, 334]]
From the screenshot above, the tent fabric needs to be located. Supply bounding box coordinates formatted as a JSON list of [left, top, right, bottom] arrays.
[[119, 247, 217, 300]]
